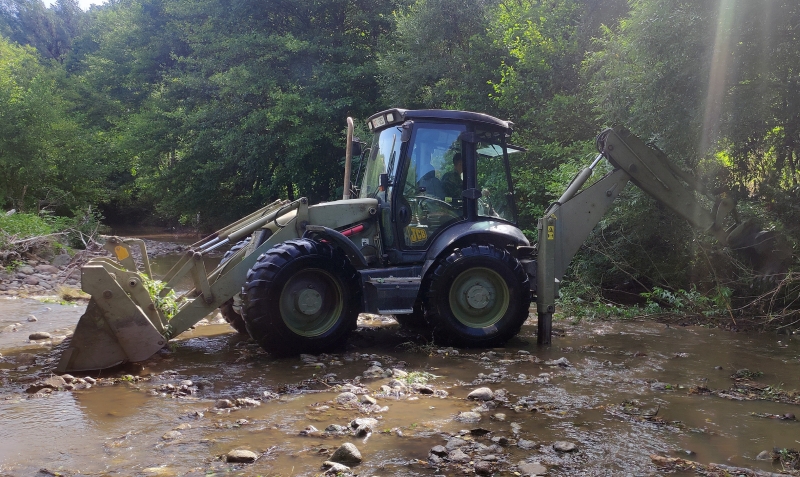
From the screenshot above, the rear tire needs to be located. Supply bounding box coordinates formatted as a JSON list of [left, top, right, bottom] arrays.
[[426, 244, 530, 348], [218, 239, 251, 335], [241, 239, 361, 356]]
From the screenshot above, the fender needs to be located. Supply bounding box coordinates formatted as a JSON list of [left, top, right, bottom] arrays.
[[422, 220, 530, 277]]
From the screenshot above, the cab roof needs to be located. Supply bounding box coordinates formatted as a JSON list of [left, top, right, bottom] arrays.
[[366, 108, 513, 135]]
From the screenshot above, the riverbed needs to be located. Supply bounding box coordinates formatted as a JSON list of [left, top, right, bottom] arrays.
[[1, 291, 799, 476], [1, 239, 800, 476]]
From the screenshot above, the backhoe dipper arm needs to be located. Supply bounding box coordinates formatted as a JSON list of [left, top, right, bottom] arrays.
[[536, 126, 746, 345]]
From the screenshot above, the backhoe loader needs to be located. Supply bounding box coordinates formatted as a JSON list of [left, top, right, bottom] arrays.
[[56, 109, 793, 373]]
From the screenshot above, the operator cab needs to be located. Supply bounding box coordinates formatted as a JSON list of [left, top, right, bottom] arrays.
[[359, 109, 522, 263]]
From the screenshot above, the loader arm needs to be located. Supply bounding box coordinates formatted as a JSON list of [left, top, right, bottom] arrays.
[[535, 126, 793, 344]]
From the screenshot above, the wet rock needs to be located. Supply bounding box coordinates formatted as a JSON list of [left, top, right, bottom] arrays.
[[214, 399, 235, 409], [518, 461, 548, 476], [351, 417, 378, 436], [325, 424, 349, 433], [430, 445, 448, 457], [330, 442, 362, 464], [27, 375, 66, 393], [455, 411, 482, 423], [475, 461, 493, 476], [299, 425, 321, 436], [391, 368, 408, 378], [468, 387, 494, 401], [756, 450, 772, 460], [553, 441, 577, 452], [336, 392, 358, 405], [363, 365, 385, 378], [412, 383, 434, 394], [544, 357, 572, 367], [517, 439, 537, 450], [226, 449, 258, 463], [491, 436, 510, 446], [162, 430, 181, 440], [175, 423, 192, 430], [445, 437, 468, 450], [492, 413, 506, 421], [784, 413, 796, 420], [360, 395, 377, 405], [322, 461, 351, 474], [262, 391, 279, 400], [235, 397, 261, 407], [61, 374, 75, 384], [27, 315, 37, 322], [29, 332, 51, 340], [448, 448, 470, 463]]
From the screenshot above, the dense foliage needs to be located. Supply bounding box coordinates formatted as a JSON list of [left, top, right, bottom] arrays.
[[1, 0, 798, 305]]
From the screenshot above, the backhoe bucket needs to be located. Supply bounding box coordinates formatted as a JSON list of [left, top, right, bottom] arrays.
[[726, 219, 793, 279], [56, 265, 168, 373]]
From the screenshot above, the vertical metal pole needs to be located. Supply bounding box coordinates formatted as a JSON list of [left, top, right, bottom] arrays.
[[343, 117, 354, 200], [536, 213, 557, 345]]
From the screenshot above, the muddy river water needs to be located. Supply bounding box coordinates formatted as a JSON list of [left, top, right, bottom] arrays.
[[0, 253, 799, 476]]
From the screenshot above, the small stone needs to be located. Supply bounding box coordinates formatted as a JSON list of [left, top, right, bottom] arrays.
[[553, 441, 577, 452], [235, 397, 261, 407], [325, 424, 349, 433], [650, 382, 668, 391], [448, 449, 470, 463], [22, 276, 39, 286], [518, 461, 548, 476], [34, 264, 59, 274], [162, 431, 181, 440], [491, 436, 509, 446], [321, 461, 351, 473], [714, 366, 724, 370], [784, 413, 796, 420], [83, 376, 96, 384], [215, 399, 235, 409], [544, 357, 571, 367], [363, 365, 385, 378], [52, 254, 71, 267], [26, 375, 66, 393], [430, 445, 448, 457], [299, 425, 320, 436], [492, 413, 506, 421], [61, 374, 75, 384], [756, 450, 772, 460], [475, 461, 492, 476], [29, 332, 51, 340], [517, 439, 536, 450], [445, 437, 468, 450], [330, 442, 362, 464], [27, 315, 37, 322], [226, 449, 258, 463], [336, 392, 358, 405], [455, 411, 482, 423], [360, 395, 377, 405], [468, 387, 494, 401]]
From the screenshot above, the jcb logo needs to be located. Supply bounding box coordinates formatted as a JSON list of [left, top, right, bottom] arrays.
[[408, 227, 428, 244]]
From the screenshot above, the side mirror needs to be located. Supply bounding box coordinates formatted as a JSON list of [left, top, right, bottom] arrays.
[[401, 120, 413, 142], [351, 140, 362, 157]]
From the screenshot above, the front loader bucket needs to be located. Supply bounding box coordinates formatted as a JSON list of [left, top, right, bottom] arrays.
[[56, 265, 168, 373]]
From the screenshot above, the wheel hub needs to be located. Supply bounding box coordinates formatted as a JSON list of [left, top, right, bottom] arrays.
[[465, 282, 492, 309], [295, 288, 323, 315]]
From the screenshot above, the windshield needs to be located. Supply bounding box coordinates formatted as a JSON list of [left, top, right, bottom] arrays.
[[360, 126, 403, 198]]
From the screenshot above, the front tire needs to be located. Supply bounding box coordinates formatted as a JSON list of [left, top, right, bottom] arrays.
[[426, 244, 530, 347], [241, 239, 361, 356]]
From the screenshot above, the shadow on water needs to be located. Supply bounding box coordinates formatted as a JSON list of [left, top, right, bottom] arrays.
[[0, 251, 798, 475]]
